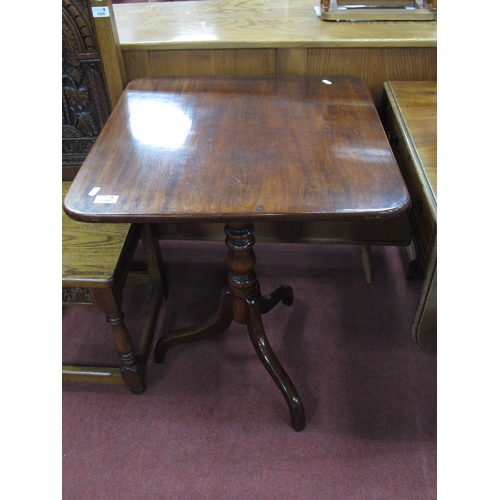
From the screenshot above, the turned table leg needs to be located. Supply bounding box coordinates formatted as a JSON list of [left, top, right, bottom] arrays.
[[92, 288, 146, 394]]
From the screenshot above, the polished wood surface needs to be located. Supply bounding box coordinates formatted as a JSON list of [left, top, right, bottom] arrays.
[[113, 0, 437, 50], [65, 76, 410, 430], [384, 81, 437, 207], [121, 46, 436, 112], [64, 76, 410, 224], [382, 81, 436, 354]]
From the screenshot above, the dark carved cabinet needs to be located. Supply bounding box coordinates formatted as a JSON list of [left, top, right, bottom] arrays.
[[62, 0, 112, 180]]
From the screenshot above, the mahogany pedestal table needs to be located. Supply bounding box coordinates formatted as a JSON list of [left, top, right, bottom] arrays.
[[64, 76, 410, 432]]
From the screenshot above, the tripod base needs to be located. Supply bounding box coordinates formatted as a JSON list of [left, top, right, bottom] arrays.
[[154, 222, 305, 432]]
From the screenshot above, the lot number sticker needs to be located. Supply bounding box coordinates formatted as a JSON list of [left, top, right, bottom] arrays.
[[92, 7, 110, 17]]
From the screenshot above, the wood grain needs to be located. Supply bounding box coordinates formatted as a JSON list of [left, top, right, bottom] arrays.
[[89, 0, 127, 109], [113, 0, 437, 51], [122, 47, 436, 111], [384, 81, 437, 205], [62, 181, 131, 287], [306, 47, 436, 109], [64, 76, 410, 225]]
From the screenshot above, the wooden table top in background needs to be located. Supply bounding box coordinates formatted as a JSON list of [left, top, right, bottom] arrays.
[[112, 0, 437, 50], [384, 80, 437, 208], [64, 76, 409, 224]]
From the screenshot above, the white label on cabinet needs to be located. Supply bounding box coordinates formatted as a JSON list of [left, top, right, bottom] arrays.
[[88, 187, 101, 196], [94, 195, 119, 203], [92, 6, 110, 18]]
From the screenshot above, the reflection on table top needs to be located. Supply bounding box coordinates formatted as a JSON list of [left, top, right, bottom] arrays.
[[113, 0, 437, 50], [64, 76, 409, 224]]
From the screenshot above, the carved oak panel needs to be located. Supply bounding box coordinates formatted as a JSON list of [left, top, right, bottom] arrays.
[[62, 287, 94, 304], [62, 0, 111, 180]]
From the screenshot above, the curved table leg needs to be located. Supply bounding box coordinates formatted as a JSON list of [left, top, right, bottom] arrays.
[[154, 287, 233, 363], [258, 283, 294, 314], [245, 295, 305, 432]]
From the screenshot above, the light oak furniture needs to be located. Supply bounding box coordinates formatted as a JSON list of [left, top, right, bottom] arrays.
[[62, 182, 167, 393], [64, 75, 410, 430], [382, 81, 436, 354]]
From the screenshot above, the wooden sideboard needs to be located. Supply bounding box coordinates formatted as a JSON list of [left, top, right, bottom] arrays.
[[113, 0, 437, 110], [382, 81, 437, 354]]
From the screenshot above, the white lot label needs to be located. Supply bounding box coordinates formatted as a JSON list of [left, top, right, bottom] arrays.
[[92, 6, 110, 17]]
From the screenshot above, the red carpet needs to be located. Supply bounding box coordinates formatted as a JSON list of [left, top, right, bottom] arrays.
[[63, 239, 436, 499]]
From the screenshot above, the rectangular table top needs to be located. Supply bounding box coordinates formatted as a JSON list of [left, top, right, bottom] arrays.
[[64, 76, 409, 224]]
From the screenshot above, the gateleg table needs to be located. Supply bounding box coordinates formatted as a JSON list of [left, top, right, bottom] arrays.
[[64, 76, 410, 431]]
